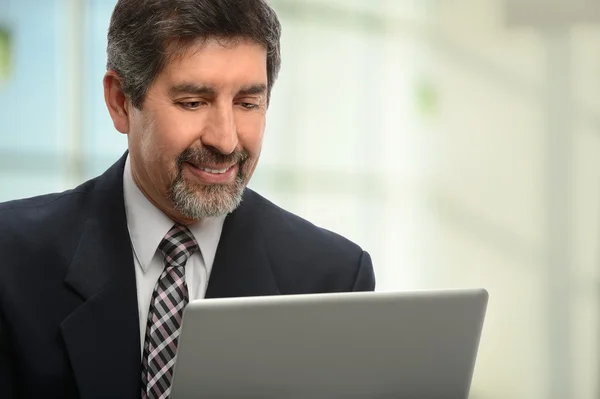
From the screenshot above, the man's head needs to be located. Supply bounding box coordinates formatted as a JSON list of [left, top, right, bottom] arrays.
[[103, 0, 281, 224]]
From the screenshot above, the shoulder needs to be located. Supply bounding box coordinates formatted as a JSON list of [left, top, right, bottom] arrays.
[[0, 179, 98, 277], [247, 189, 364, 257], [244, 189, 374, 292], [0, 153, 125, 234], [0, 181, 95, 237]]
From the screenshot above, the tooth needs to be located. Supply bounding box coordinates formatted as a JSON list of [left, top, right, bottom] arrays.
[[202, 167, 228, 174]]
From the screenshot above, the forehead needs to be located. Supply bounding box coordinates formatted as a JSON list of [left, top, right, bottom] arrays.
[[157, 37, 268, 90]]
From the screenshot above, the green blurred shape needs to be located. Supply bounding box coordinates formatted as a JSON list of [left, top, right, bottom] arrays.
[[0, 26, 11, 86], [415, 79, 438, 118]]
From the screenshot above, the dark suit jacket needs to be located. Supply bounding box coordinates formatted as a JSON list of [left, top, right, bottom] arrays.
[[0, 153, 375, 398]]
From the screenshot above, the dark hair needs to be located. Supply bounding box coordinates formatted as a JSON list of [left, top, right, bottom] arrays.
[[106, 0, 282, 109]]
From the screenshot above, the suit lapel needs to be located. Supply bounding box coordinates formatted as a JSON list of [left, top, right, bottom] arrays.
[[60, 153, 141, 398], [206, 189, 280, 298]]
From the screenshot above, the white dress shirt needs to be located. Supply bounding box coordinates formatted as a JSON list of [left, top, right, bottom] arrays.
[[122, 155, 225, 354]]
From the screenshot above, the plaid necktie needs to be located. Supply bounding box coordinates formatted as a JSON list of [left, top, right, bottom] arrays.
[[141, 225, 199, 399]]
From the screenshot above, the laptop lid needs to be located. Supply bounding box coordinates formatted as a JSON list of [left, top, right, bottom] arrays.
[[171, 289, 488, 399]]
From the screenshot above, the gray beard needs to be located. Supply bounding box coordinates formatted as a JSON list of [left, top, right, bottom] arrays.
[[168, 172, 246, 220]]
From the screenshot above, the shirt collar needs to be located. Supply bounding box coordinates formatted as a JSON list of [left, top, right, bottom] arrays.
[[122, 154, 225, 272]]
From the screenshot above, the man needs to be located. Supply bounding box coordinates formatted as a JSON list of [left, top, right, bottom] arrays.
[[0, 0, 375, 398]]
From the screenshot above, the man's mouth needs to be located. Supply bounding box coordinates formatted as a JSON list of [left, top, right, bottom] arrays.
[[197, 166, 233, 174], [184, 162, 239, 183], [187, 161, 236, 173]]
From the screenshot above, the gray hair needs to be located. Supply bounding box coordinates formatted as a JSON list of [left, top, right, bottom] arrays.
[[107, 0, 282, 109]]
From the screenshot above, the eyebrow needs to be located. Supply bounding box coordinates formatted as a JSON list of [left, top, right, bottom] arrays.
[[237, 84, 267, 97], [168, 83, 216, 97], [168, 83, 267, 98]]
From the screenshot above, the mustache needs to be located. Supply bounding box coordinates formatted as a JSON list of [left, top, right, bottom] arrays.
[[176, 147, 249, 169]]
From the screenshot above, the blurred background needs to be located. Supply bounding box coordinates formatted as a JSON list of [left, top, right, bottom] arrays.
[[1, 0, 599, 397]]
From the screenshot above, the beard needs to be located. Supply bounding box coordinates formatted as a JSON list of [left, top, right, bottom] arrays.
[[167, 147, 250, 220]]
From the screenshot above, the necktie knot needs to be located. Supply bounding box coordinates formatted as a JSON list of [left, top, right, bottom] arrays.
[[158, 224, 198, 268]]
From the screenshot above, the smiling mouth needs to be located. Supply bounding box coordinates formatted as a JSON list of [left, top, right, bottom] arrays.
[[186, 161, 236, 173], [196, 166, 233, 174], [183, 162, 239, 184]]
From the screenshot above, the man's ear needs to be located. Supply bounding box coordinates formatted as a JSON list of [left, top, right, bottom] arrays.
[[103, 71, 130, 134]]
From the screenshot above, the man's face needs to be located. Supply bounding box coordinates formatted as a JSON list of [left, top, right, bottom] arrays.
[[125, 38, 268, 223]]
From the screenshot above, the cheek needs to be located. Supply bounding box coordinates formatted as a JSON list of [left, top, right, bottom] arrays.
[[132, 119, 178, 181], [237, 118, 265, 158], [150, 116, 194, 160], [137, 131, 154, 159], [136, 126, 166, 167], [127, 119, 153, 164], [240, 131, 263, 179]]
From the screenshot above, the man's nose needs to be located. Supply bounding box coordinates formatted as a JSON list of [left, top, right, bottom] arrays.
[[201, 104, 239, 156]]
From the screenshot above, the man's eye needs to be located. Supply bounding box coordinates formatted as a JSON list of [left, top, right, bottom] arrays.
[[179, 101, 203, 109], [240, 102, 258, 110]]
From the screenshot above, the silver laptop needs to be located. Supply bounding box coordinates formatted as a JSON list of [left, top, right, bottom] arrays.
[[171, 289, 488, 399]]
